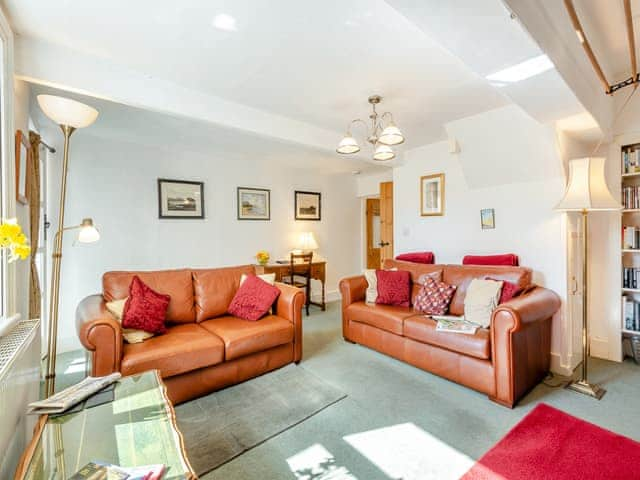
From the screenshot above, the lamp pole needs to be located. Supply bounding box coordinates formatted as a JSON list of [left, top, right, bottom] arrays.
[[44, 125, 74, 397]]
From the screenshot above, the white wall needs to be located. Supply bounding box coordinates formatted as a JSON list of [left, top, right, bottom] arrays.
[[53, 133, 361, 352], [393, 105, 572, 374]]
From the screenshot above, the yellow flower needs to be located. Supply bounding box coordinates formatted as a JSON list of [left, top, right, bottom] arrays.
[[13, 244, 30, 260]]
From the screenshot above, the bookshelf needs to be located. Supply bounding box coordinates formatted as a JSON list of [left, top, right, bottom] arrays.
[[621, 142, 640, 348]]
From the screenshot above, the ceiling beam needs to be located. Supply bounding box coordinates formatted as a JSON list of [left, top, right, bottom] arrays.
[[563, 0, 612, 94], [624, 0, 638, 84]]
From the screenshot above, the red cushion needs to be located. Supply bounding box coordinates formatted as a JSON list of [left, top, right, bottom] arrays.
[[486, 276, 523, 304], [395, 252, 435, 264], [462, 254, 519, 266], [228, 275, 281, 321], [375, 270, 411, 307], [413, 277, 456, 315], [122, 276, 171, 334]]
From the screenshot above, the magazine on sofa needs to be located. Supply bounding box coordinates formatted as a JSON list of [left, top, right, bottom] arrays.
[[432, 315, 479, 335]]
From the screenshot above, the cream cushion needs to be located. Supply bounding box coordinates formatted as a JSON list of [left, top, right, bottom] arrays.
[[364, 268, 397, 304], [105, 297, 154, 344], [464, 279, 503, 328]]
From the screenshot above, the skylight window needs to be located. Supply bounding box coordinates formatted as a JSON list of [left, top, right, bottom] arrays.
[[213, 13, 237, 32], [486, 54, 554, 85]]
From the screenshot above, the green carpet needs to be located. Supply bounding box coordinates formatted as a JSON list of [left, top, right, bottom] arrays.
[[56, 302, 640, 480]]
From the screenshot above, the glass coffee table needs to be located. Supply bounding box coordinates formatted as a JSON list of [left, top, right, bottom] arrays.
[[15, 370, 196, 479]]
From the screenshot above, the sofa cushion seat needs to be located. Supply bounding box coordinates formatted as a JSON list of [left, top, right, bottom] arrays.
[[346, 301, 413, 335], [200, 315, 294, 361], [121, 323, 224, 377], [403, 316, 491, 360]]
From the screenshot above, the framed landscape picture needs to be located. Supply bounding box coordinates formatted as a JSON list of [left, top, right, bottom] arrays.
[[420, 173, 445, 216], [295, 191, 321, 221], [481, 208, 495, 229], [238, 187, 271, 220], [158, 179, 204, 219]]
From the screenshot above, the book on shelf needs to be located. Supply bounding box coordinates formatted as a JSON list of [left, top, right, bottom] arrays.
[[623, 226, 640, 249], [623, 295, 640, 332], [623, 148, 640, 174], [622, 185, 640, 209]]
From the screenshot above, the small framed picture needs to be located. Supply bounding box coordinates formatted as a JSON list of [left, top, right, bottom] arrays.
[[420, 173, 444, 216], [15, 130, 30, 205], [295, 191, 321, 221], [158, 179, 204, 219], [480, 208, 495, 229], [238, 187, 271, 220]]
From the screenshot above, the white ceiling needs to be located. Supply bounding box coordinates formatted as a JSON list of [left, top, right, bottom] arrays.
[[5, 0, 510, 150], [28, 83, 384, 175]]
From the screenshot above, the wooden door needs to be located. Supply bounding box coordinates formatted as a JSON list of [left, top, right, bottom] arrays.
[[366, 198, 381, 269], [379, 181, 394, 265]]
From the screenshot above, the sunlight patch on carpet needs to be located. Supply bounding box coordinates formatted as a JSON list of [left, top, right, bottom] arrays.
[[287, 443, 357, 480], [344, 422, 473, 480]]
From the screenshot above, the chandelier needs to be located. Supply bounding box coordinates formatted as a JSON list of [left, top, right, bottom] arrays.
[[336, 95, 405, 161]]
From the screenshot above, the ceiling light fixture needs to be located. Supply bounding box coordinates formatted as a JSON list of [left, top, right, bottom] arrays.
[[213, 13, 237, 31], [337, 95, 404, 161]]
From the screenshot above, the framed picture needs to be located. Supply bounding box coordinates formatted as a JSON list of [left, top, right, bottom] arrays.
[[158, 179, 204, 219], [295, 191, 321, 221], [481, 208, 495, 229], [15, 130, 30, 205], [237, 187, 271, 220], [420, 173, 445, 216]]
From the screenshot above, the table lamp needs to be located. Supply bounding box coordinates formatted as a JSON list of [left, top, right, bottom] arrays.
[[297, 232, 318, 254], [555, 157, 621, 399], [38, 94, 99, 396]]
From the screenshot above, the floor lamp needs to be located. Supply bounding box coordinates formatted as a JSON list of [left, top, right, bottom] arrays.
[[555, 157, 621, 399], [37, 95, 99, 397]]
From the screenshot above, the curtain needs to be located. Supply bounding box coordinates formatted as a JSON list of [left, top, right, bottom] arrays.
[[28, 131, 41, 320]]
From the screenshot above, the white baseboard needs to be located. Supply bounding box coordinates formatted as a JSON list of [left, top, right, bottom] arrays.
[[550, 351, 575, 376], [590, 336, 609, 360], [311, 289, 340, 304]]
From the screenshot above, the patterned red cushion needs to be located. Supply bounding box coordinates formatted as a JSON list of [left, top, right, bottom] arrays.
[[486, 276, 522, 304], [414, 277, 456, 315], [375, 270, 411, 307], [122, 276, 171, 334], [228, 274, 281, 321]]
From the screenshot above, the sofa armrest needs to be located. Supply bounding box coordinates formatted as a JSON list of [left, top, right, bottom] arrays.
[[339, 275, 367, 341], [490, 286, 561, 407], [76, 294, 124, 376], [274, 282, 305, 363]]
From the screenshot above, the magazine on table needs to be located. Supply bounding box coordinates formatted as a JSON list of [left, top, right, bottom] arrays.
[[432, 315, 480, 334], [27, 372, 122, 415], [69, 461, 166, 480]]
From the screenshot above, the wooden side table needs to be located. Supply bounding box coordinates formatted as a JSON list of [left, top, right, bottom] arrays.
[[15, 370, 196, 479], [256, 260, 326, 311]]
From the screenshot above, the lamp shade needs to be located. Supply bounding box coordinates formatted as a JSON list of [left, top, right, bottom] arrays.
[[297, 232, 318, 251], [77, 218, 100, 243], [378, 123, 405, 146], [37, 95, 99, 129], [373, 144, 395, 161], [555, 157, 621, 211], [337, 135, 360, 154]]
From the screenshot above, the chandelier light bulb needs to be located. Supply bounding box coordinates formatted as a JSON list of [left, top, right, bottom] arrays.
[[373, 144, 395, 161], [379, 123, 405, 146], [337, 134, 360, 154]]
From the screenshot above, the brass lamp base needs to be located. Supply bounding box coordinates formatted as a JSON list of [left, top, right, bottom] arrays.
[[566, 380, 606, 400]]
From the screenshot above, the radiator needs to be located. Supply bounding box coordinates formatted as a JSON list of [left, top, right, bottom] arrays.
[[0, 319, 41, 479]]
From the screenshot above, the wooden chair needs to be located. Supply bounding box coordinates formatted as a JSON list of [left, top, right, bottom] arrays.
[[282, 252, 313, 316]]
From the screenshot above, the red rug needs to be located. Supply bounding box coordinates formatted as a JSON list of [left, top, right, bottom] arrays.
[[461, 403, 640, 480]]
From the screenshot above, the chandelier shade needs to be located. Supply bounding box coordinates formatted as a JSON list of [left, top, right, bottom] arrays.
[[373, 144, 395, 161], [337, 135, 360, 154], [336, 95, 403, 161], [378, 123, 405, 146]]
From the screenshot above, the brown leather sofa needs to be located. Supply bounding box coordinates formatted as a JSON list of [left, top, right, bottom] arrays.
[[76, 265, 305, 404], [340, 260, 561, 408]]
